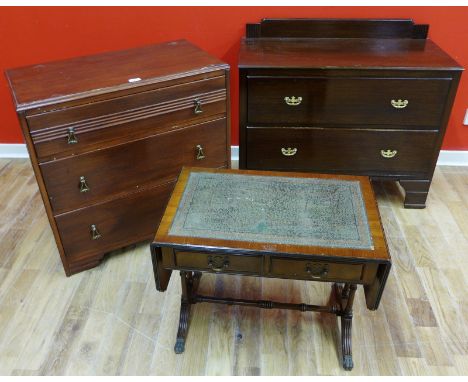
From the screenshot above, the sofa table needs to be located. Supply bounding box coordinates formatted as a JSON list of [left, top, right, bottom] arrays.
[[151, 167, 391, 370]]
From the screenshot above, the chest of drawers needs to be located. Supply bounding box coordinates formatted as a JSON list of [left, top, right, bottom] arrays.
[[6, 40, 230, 275], [238, 19, 463, 208]]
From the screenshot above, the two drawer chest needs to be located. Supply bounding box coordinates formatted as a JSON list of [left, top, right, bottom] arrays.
[[6, 40, 230, 275], [238, 19, 463, 208]]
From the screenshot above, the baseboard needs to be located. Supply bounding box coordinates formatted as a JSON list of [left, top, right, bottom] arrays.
[[437, 150, 468, 166], [231, 145, 239, 162], [0, 144, 28, 158], [2, 144, 468, 167]]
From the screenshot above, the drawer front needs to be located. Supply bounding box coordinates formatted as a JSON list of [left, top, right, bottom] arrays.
[[270, 257, 363, 282], [246, 127, 438, 175], [29, 76, 227, 161], [55, 181, 175, 262], [174, 251, 263, 275], [247, 77, 450, 127], [41, 118, 228, 214]]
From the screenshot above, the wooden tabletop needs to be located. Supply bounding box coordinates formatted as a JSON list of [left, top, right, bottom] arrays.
[[6, 39, 228, 110], [154, 167, 390, 262], [239, 38, 462, 71]]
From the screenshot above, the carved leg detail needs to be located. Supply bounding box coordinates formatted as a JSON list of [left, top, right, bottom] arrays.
[[341, 315, 353, 371], [173, 271, 201, 354], [342, 283, 351, 299], [336, 283, 357, 371], [174, 300, 190, 354]]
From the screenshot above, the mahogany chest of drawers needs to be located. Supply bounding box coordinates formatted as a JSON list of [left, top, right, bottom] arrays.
[[6, 40, 230, 275], [238, 19, 463, 208]]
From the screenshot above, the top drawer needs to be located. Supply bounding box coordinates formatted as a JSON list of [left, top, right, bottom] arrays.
[[27, 75, 227, 161], [247, 76, 451, 127]]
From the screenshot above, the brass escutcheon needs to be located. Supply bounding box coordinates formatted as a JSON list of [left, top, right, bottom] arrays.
[[90, 224, 101, 240], [67, 127, 78, 144], [196, 144, 205, 160], [381, 149, 398, 158], [207, 255, 229, 272], [281, 147, 298, 156], [284, 96, 302, 106], [305, 263, 329, 278], [194, 99, 203, 114], [390, 99, 408, 109], [79, 176, 90, 193]]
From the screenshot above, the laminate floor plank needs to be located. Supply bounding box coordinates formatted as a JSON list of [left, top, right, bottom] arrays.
[[231, 276, 262, 376], [417, 267, 468, 356], [259, 277, 290, 375], [0, 271, 57, 374], [38, 271, 102, 375], [12, 272, 81, 372], [148, 274, 182, 375], [284, 280, 317, 375], [177, 275, 216, 376], [204, 274, 237, 375], [0, 159, 467, 375]]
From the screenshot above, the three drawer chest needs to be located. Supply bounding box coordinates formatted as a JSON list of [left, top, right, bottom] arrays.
[[238, 18, 463, 208], [6, 40, 230, 275]]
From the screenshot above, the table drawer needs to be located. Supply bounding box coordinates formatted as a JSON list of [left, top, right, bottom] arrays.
[[247, 77, 450, 127], [246, 127, 438, 175], [29, 76, 227, 161], [174, 251, 263, 275], [41, 118, 228, 214], [270, 257, 364, 282], [55, 181, 175, 263]]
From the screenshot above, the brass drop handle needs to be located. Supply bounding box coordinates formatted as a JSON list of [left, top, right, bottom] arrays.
[[196, 144, 205, 160], [381, 149, 398, 158], [79, 176, 90, 193], [284, 96, 302, 106], [67, 127, 78, 144], [281, 147, 297, 156], [194, 99, 203, 114], [305, 263, 329, 278], [391, 99, 408, 109], [90, 224, 101, 240], [207, 255, 229, 272]]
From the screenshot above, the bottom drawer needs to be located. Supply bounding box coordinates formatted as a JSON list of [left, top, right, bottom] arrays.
[[246, 127, 439, 175], [55, 181, 176, 261], [174, 251, 263, 275], [270, 257, 364, 282]]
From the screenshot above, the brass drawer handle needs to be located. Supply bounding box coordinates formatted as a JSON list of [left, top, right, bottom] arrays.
[[207, 255, 229, 272], [196, 144, 205, 160], [305, 263, 329, 278], [79, 176, 90, 193], [194, 99, 203, 114], [67, 127, 78, 144], [391, 99, 408, 109], [90, 224, 101, 240], [381, 149, 398, 158], [284, 96, 302, 106], [281, 147, 297, 156]]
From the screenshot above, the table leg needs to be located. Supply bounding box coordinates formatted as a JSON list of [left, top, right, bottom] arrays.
[[174, 271, 201, 354], [340, 284, 357, 371]]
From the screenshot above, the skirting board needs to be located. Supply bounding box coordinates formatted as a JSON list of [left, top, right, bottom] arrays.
[[1, 144, 468, 167], [0, 144, 29, 158]]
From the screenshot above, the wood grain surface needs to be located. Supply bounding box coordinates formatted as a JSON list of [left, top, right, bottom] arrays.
[[0, 158, 467, 375], [6, 40, 229, 110], [239, 38, 461, 70]]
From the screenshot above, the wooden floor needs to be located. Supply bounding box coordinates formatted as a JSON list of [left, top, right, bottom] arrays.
[[0, 159, 467, 375]]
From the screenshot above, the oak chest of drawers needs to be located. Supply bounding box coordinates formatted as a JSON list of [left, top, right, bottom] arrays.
[[6, 40, 230, 275], [238, 19, 463, 208]]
